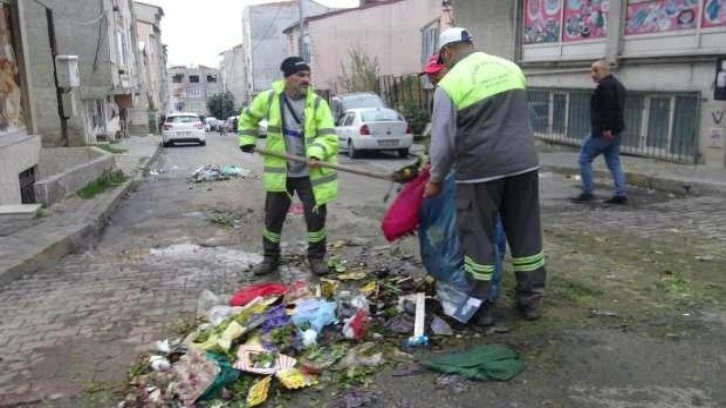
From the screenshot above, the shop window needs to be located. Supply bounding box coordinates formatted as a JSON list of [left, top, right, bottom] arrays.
[[189, 75, 200, 83]]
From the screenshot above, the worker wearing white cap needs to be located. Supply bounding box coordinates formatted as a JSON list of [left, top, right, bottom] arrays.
[[423, 27, 546, 325]]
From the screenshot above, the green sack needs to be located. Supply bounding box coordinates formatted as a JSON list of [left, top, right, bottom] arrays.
[[422, 344, 525, 381]]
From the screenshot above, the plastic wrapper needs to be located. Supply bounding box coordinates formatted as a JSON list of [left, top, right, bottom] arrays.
[[276, 367, 319, 390], [230, 282, 287, 307], [343, 309, 370, 341], [382, 166, 430, 242], [247, 376, 272, 407], [291, 299, 337, 334], [419, 171, 506, 320]]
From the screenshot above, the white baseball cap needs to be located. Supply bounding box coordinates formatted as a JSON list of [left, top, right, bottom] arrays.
[[438, 27, 474, 51]]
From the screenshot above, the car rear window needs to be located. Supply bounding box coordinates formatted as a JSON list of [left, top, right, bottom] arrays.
[[166, 115, 199, 123], [361, 109, 401, 122]]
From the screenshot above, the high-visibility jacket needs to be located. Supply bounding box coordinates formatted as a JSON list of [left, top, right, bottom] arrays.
[[438, 51, 538, 181], [238, 80, 339, 206]]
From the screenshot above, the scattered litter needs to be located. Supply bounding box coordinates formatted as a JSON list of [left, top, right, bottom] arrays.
[[435, 374, 471, 395], [246, 376, 272, 407], [149, 355, 171, 372], [191, 164, 250, 182], [431, 315, 454, 336], [589, 309, 619, 318], [338, 272, 368, 281], [696, 255, 715, 262], [392, 363, 424, 377], [339, 342, 385, 368], [288, 203, 305, 215], [230, 283, 287, 307], [124, 242, 516, 405]]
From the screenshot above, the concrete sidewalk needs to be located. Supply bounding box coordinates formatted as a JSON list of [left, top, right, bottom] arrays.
[[537, 144, 726, 197], [0, 135, 161, 285]]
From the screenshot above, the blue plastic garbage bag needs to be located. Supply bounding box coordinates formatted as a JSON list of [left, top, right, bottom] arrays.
[[419, 171, 506, 301]]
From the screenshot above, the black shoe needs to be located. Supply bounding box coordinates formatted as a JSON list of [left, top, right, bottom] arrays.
[[517, 302, 541, 321], [570, 192, 596, 203], [473, 306, 495, 328], [252, 257, 279, 276], [604, 195, 628, 205], [309, 258, 330, 276]]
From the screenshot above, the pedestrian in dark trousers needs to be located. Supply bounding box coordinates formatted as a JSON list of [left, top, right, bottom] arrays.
[[424, 28, 546, 326], [572, 59, 628, 204]]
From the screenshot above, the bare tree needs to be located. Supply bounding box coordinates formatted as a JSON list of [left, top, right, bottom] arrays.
[[339, 48, 380, 93]]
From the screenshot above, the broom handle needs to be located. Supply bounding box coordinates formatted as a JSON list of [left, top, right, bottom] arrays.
[[256, 148, 393, 182]]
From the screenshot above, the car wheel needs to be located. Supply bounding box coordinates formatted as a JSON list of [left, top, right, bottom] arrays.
[[397, 148, 409, 158], [199, 140, 206, 146], [162, 141, 172, 147], [348, 140, 359, 159]]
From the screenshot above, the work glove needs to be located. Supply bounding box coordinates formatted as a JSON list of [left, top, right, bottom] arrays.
[[240, 144, 255, 153]]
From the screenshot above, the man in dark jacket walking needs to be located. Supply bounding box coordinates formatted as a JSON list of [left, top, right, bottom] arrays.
[[572, 60, 628, 204]]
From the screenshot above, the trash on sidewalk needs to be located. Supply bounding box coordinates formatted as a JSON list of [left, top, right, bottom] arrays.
[[191, 164, 251, 182], [430, 315, 454, 337], [123, 242, 514, 406], [423, 345, 525, 381], [589, 309, 619, 318]]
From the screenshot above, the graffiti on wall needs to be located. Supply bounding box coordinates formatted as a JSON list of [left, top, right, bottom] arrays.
[[625, 0, 699, 35], [523, 0, 563, 44], [703, 0, 726, 27], [563, 0, 609, 42], [0, 4, 25, 135]]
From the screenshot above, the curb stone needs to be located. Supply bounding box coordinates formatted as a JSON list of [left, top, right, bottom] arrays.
[[541, 164, 726, 198], [0, 143, 162, 286]]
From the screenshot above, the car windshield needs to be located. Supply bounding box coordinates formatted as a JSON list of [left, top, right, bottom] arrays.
[[342, 94, 385, 110], [167, 115, 199, 123], [360, 109, 401, 122]]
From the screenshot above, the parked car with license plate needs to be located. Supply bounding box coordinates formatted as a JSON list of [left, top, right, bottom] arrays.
[[162, 112, 206, 147], [331, 92, 387, 121], [335, 108, 413, 158]]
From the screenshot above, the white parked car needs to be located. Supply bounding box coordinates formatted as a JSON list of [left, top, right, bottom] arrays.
[[162, 112, 206, 147], [335, 108, 413, 158]]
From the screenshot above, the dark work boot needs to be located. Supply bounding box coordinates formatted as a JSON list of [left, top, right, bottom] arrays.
[[517, 301, 541, 321], [252, 257, 279, 276], [309, 258, 329, 276], [472, 305, 495, 328]]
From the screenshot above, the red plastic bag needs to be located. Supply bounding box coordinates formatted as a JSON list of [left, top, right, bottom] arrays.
[[230, 282, 287, 307], [381, 166, 430, 242]]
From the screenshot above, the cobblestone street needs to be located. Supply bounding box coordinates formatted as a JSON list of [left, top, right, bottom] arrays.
[[1, 136, 725, 407]]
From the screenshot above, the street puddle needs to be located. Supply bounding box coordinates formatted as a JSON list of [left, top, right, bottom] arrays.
[[150, 243, 263, 266]]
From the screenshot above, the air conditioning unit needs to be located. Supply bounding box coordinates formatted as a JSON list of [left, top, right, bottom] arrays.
[[120, 73, 131, 88]]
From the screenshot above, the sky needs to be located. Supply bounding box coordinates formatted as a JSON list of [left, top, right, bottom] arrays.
[[141, 0, 359, 68]]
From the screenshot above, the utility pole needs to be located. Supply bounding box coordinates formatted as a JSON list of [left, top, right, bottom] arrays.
[[298, 0, 306, 61]]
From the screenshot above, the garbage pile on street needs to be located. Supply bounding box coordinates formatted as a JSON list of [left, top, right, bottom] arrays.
[[191, 164, 251, 183]]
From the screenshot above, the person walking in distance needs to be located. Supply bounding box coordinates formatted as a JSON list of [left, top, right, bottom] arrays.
[[572, 59, 628, 204], [238, 56, 339, 276], [424, 28, 547, 325]]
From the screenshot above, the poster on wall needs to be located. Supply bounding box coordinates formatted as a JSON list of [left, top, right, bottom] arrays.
[[563, 0, 609, 42], [702, 0, 726, 27], [625, 0, 699, 35], [0, 4, 25, 135], [523, 0, 563, 44]]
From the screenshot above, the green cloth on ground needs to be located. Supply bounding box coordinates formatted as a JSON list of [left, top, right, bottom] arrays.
[[422, 345, 525, 381], [198, 352, 241, 401]]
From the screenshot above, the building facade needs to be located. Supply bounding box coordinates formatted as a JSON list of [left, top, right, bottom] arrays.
[[242, 0, 334, 99], [456, 0, 726, 167], [284, 0, 442, 94], [0, 0, 41, 205], [133, 1, 166, 134], [168, 65, 221, 116], [219, 43, 248, 110], [22, 0, 141, 146]]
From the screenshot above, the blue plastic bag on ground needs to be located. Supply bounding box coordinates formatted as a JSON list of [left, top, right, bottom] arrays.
[[419, 171, 506, 303]]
